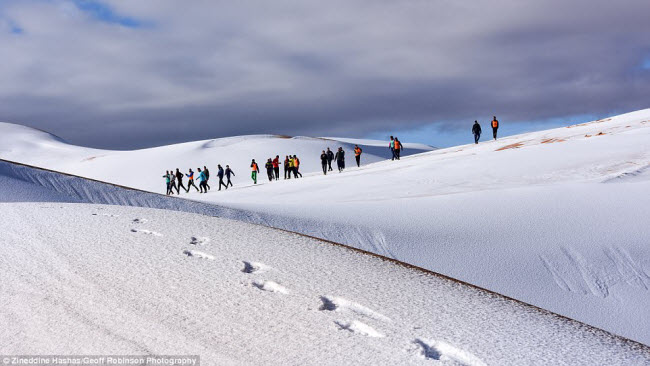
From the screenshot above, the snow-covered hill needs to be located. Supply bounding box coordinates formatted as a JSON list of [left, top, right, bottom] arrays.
[[0, 168, 647, 364], [0, 123, 433, 191], [1, 109, 649, 345]]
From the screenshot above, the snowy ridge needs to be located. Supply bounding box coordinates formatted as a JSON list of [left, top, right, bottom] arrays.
[[1, 109, 649, 344], [0, 157, 647, 346], [1, 162, 649, 364]]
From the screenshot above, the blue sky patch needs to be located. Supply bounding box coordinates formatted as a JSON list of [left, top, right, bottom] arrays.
[[72, 0, 144, 28]]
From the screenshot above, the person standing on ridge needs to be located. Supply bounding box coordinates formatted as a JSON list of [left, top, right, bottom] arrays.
[[472, 120, 482, 144], [175, 168, 187, 193], [389, 136, 396, 160], [251, 159, 259, 184], [169, 170, 178, 195], [265, 158, 274, 182], [284, 155, 290, 179], [163, 171, 172, 195], [203, 166, 211, 191], [293, 155, 302, 178], [491, 116, 499, 140], [197, 167, 208, 193], [186, 168, 200, 192], [320, 150, 328, 175], [225, 165, 235, 188], [335, 147, 345, 172], [394, 138, 402, 160], [273, 155, 280, 180], [217, 164, 228, 190], [354, 145, 363, 167], [326, 147, 334, 171]]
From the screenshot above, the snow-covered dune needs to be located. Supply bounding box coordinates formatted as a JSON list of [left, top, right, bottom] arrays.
[[0, 167, 647, 364], [1, 109, 649, 345], [0, 123, 433, 191]]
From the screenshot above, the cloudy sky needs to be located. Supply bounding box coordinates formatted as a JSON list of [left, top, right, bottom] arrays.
[[1, 0, 649, 149]]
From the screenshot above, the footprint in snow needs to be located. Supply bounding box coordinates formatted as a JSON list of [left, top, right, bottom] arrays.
[[252, 280, 289, 294], [242, 261, 271, 274], [190, 236, 210, 245], [412, 339, 486, 366], [334, 320, 384, 338], [183, 250, 214, 260], [132, 218, 148, 224], [92, 213, 120, 217], [319, 296, 390, 322], [130, 228, 162, 236]]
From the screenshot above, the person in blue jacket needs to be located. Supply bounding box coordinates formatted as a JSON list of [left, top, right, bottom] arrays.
[[217, 164, 228, 190], [197, 168, 208, 193]]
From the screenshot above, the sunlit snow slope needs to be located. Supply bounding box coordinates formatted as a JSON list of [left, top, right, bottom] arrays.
[[1, 109, 649, 344]]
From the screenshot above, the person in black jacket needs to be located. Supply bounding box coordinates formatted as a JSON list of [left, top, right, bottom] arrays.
[[265, 158, 274, 182], [472, 120, 482, 144], [334, 147, 345, 172], [175, 168, 186, 193], [326, 147, 334, 171], [225, 165, 235, 187], [320, 150, 328, 175], [217, 164, 228, 190], [203, 166, 211, 191]]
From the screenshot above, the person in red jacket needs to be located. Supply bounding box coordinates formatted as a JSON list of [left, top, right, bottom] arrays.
[[272, 155, 280, 180]]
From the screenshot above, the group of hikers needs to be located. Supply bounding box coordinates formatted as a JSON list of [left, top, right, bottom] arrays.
[[162, 136, 408, 193], [162, 117, 502, 194], [163, 165, 235, 195], [472, 116, 500, 144], [251, 155, 304, 184]]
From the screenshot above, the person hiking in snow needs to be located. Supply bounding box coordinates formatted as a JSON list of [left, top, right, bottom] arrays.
[[217, 164, 228, 191], [472, 120, 482, 144], [265, 158, 274, 182], [354, 145, 363, 167], [225, 165, 235, 188], [394, 137, 402, 160], [320, 150, 328, 175], [273, 155, 280, 180], [293, 155, 302, 178], [203, 166, 211, 191], [163, 171, 172, 195], [251, 159, 260, 184], [175, 168, 187, 193], [389, 136, 397, 160], [169, 170, 178, 195], [335, 147, 345, 172], [284, 155, 290, 179], [197, 167, 208, 193], [186, 168, 200, 192], [326, 147, 334, 171], [491, 116, 499, 140]]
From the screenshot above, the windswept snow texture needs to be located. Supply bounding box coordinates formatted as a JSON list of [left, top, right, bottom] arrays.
[[1, 202, 648, 365], [1, 109, 649, 344]]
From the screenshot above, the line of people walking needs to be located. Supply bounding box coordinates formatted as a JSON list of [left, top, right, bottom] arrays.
[[162, 136, 406, 194], [472, 116, 500, 144], [163, 165, 235, 195]]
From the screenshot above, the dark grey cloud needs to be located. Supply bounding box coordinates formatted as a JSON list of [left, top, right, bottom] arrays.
[[0, 0, 649, 149]]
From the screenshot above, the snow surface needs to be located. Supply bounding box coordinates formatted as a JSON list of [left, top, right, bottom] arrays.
[[1, 199, 647, 365], [1, 109, 649, 346]]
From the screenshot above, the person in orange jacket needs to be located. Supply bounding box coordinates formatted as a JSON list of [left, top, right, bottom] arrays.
[[293, 155, 302, 178], [250, 159, 259, 184], [491, 116, 499, 140], [354, 145, 363, 167], [393, 138, 402, 160]]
